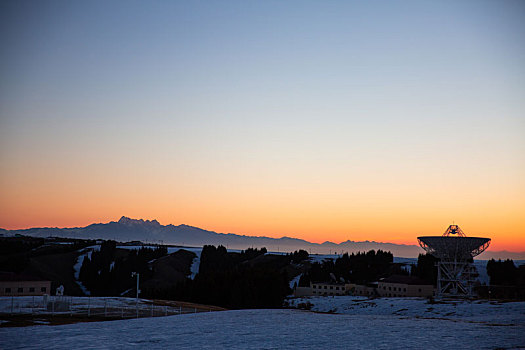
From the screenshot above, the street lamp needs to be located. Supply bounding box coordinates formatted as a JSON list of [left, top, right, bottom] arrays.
[[131, 272, 140, 317]]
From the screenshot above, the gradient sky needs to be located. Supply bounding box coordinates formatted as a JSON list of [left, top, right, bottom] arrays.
[[1, 1, 524, 251]]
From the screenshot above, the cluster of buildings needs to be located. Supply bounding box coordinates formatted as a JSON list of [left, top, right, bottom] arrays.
[[294, 275, 435, 298]]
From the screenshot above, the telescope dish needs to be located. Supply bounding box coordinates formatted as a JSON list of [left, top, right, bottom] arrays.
[[417, 224, 491, 297], [417, 225, 490, 260]]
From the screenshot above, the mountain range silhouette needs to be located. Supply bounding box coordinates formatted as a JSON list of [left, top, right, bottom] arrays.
[[1, 216, 523, 259]]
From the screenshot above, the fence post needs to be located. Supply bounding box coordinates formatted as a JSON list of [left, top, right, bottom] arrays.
[[194, 307, 197, 314], [104, 299, 107, 317], [179, 306, 182, 314], [52, 299, 54, 316], [11, 296, 14, 314], [121, 307, 124, 318], [165, 306, 167, 316], [88, 297, 91, 317]]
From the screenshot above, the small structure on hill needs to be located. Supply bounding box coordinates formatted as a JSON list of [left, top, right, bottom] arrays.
[[418, 224, 491, 297]]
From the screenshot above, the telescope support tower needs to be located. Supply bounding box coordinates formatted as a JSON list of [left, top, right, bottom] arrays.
[[437, 261, 478, 297]]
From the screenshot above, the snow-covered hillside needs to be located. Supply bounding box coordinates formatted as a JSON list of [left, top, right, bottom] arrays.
[[1, 307, 524, 350]]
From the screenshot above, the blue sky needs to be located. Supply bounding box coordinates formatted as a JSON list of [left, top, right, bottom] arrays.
[[0, 1, 524, 249]]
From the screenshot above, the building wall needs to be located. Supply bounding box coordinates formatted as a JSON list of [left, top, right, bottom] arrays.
[[311, 283, 347, 296], [377, 282, 434, 297], [345, 283, 376, 297], [0, 281, 51, 296], [293, 286, 314, 297], [293, 281, 434, 298]]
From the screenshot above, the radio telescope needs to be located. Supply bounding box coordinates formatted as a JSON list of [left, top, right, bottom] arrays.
[[418, 225, 490, 297]]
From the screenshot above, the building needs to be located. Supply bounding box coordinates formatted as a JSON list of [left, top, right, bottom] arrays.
[[293, 275, 435, 298], [377, 275, 434, 297], [0, 272, 51, 296]]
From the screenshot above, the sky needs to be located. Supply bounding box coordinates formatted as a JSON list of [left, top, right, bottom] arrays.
[[0, 1, 524, 252]]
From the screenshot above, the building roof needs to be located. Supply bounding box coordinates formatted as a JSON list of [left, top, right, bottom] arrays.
[[0, 272, 50, 282], [379, 275, 433, 285], [311, 282, 346, 286]]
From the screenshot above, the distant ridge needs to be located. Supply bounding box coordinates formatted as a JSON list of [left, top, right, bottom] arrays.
[[1, 216, 523, 260]]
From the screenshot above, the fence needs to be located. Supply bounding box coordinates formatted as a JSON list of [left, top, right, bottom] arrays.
[[0, 296, 217, 319]]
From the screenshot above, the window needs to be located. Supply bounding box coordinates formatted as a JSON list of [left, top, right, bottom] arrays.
[[313, 285, 316, 289], [29, 287, 35, 293], [336, 287, 339, 290], [41, 287, 47, 292], [404, 288, 406, 292], [18, 287, 23, 293], [418, 288, 422, 293], [5, 288, 11, 293], [330, 286, 333, 290], [388, 287, 391, 291], [324, 286, 327, 289]]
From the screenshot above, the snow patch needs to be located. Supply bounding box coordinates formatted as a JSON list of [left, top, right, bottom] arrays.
[[72, 246, 100, 296], [289, 274, 302, 289]]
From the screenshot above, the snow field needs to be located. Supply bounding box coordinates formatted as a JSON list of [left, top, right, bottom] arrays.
[[287, 295, 525, 325], [1, 308, 524, 350]]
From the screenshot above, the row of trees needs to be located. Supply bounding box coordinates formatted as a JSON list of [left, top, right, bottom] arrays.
[[299, 250, 400, 286], [143, 245, 291, 309], [411, 253, 438, 285], [0, 237, 92, 273], [479, 259, 524, 300], [486, 259, 520, 286], [77, 241, 523, 302], [78, 241, 167, 296], [296, 251, 441, 287]]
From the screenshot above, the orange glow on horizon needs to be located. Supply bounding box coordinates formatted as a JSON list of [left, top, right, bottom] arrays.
[[1, 212, 523, 253], [1, 136, 523, 253]]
